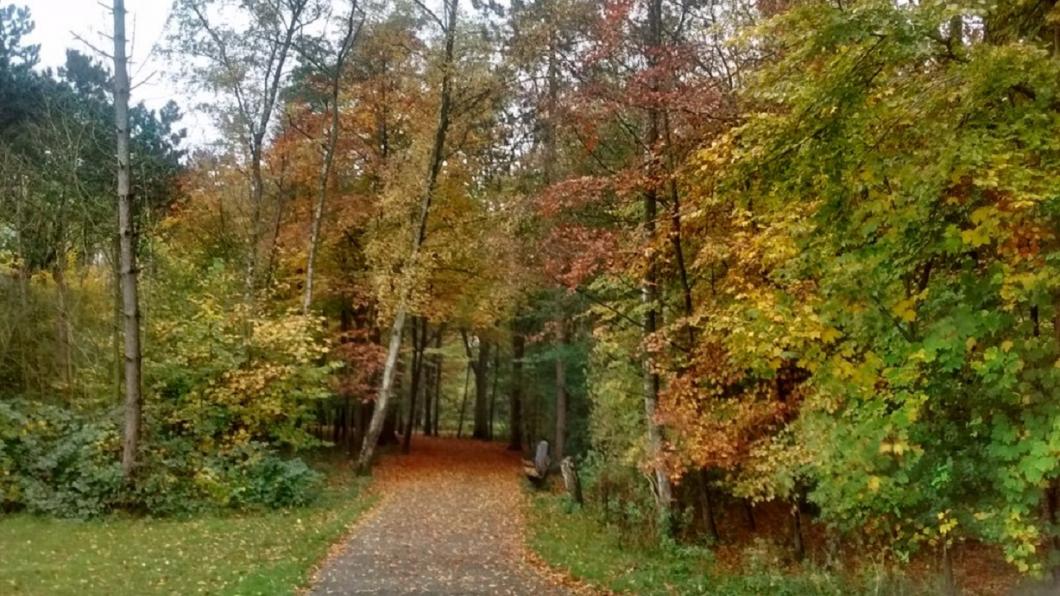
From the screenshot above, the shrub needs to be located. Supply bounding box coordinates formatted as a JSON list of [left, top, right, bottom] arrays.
[[238, 454, 322, 508], [0, 400, 123, 517], [0, 400, 322, 518], [579, 452, 662, 544], [133, 439, 323, 515]]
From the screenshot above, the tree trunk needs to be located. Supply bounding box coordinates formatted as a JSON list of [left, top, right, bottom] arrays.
[[114, 0, 143, 480], [1048, 481, 1060, 584], [462, 329, 492, 440], [696, 470, 720, 542], [473, 337, 491, 439], [641, 0, 673, 540], [111, 235, 122, 403], [432, 368, 442, 436], [457, 360, 471, 437], [15, 178, 32, 392], [183, 0, 306, 308], [303, 4, 362, 313], [554, 318, 568, 464], [422, 359, 434, 435], [542, 22, 558, 185], [508, 327, 525, 451], [744, 499, 757, 531], [402, 317, 427, 454], [379, 398, 399, 446], [489, 349, 499, 440], [52, 263, 73, 397], [940, 543, 956, 595], [790, 500, 805, 561], [356, 0, 458, 473], [432, 330, 443, 436]]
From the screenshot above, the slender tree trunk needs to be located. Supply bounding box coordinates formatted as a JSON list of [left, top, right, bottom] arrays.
[[743, 499, 757, 531], [664, 113, 695, 349], [508, 327, 525, 451], [432, 347, 442, 436], [472, 337, 491, 439], [790, 500, 805, 561], [940, 543, 956, 595], [554, 317, 568, 464], [696, 470, 720, 542], [423, 327, 443, 435], [114, 0, 143, 480], [52, 263, 73, 397], [343, 395, 353, 444], [489, 349, 499, 440], [1048, 483, 1060, 584], [15, 177, 31, 391], [402, 317, 427, 453], [356, 0, 459, 473], [111, 235, 122, 403], [242, 147, 264, 303], [457, 360, 470, 438], [422, 359, 434, 435], [542, 25, 558, 184], [351, 397, 365, 453], [263, 179, 290, 289], [379, 401, 399, 445], [333, 400, 343, 443], [641, 0, 673, 538], [303, 4, 361, 313]]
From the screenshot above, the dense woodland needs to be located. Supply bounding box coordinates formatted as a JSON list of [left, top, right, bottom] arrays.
[[2, 0, 1060, 588]]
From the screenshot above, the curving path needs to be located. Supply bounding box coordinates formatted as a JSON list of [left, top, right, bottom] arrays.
[[310, 436, 568, 595]]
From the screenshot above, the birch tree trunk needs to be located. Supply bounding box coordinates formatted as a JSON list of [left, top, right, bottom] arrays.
[[356, 0, 459, 472], [113, 0, 143, 480]]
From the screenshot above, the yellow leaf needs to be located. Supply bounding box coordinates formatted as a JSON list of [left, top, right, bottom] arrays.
[[892, 297, 917, 323], [868, 476, 881, 492]]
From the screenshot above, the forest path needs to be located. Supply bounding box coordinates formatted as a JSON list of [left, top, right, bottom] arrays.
[[309, 436, 568, 595]]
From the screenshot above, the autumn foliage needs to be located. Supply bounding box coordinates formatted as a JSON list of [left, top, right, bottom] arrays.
[[2, 0, 1060, 589]]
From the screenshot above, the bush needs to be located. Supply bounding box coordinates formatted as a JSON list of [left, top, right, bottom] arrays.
[[0, 400, 123, 517], [579, 452, 662, 543], [0, 400, 323, 518], [133, 439, 323, 515], [239, 454, 322, 508]]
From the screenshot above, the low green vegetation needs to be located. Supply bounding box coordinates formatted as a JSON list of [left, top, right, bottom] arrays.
[[0, 459, 372, 595], [527, 494, 927, 596]]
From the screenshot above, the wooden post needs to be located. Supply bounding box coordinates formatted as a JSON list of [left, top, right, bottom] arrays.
[[561, 456, 582, 504]]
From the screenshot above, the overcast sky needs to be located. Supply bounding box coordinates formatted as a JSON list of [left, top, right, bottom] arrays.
[[20, 0, 215, 146]]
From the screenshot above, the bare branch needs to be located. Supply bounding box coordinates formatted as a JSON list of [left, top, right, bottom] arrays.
[[411, 0, 446, 32]]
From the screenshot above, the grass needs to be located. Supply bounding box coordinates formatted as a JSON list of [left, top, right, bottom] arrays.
[[527, 494, 717, 594], [0, 457, 375, 595], [526, 493, 922, 596]]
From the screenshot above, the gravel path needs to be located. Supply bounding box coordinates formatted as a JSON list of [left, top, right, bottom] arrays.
[[310, 437, 568, 595]]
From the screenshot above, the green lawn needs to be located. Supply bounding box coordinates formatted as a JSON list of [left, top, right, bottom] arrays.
[[526, 494, 910, 596], [0, 460, 374, 595]]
